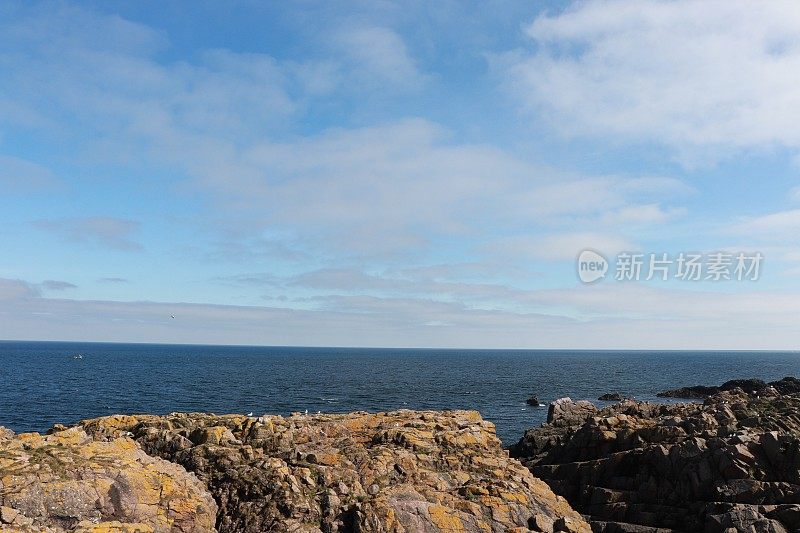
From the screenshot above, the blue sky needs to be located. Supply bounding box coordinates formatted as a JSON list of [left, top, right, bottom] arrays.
[[2, 0, 800, 348]]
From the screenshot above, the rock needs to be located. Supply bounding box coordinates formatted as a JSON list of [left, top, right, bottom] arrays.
[[554, 516, 584, 533], [527, 395, 542, 406], [657, 377, 794, 399], [547, 398, 598, 427], [80, 410, 591, 533], [656, 384, 720, 399], [529, 512, 555, 531], [0, 425, 216, 532], [508, 399, 600, 460], [706, 503, 789, 533], [770, 376, 800, 395], [598, 393, 625, 402], [511, 378, 800, 532], [719, 379, 769, 395]]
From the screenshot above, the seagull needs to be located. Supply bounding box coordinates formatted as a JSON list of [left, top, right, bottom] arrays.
[[246, 412, 254, 417], [304, 409, 308, 415]]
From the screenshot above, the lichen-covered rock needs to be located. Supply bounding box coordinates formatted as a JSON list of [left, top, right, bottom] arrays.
[[81, 410, 590, 533], [511, 387, 800, 532], [0, 426, 217, 532]]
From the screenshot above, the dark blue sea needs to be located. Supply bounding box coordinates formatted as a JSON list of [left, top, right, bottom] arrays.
[[1, 341, 798, 445]]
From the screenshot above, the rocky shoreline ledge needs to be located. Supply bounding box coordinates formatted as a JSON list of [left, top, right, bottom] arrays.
[[3, 378, 799, 532], [510, 378, 800, 532], [0, 410, 588, 532]]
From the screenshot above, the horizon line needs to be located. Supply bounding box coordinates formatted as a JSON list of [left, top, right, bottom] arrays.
[[1, 338, 798, 354]]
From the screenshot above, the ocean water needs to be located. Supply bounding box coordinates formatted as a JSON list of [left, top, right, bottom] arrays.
[[1, 341, 798, 445]]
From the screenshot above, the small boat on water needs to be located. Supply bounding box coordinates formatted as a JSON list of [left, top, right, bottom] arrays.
[[73, 354, 83, 360]]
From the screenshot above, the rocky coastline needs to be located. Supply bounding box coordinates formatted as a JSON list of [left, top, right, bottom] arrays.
[[3, 377, 800, 532], [511, 378, 800, 532], [0, 410, 588, 533]]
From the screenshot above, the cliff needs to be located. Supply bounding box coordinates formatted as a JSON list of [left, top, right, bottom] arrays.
[[0, 410, 589, 533]]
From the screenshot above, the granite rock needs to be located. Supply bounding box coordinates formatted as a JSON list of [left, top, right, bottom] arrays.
[[79, 410, 591, 533], [0, 425, 216, 532]]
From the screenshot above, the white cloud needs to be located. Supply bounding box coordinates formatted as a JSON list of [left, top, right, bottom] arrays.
[[0, 2, 166, 56], [505, 0, 800, 155], [334, 26, 424, 89], [0, 155, 59, 192], [5, 3, 765, 351], [0, 278, 39, 300], [394, 262, 528, 282], [39, 280, 77, 291], [485, 232, 635, 261], [34, 216, 142, 251], [500, 175, 692, 224], [283, 268, 527, 303], [0, 5, 693, 262], [731, 209, 800, 239], [0, 6, 328, 148], [528, 283, 800, 326], [599, 204, 686, 226], [178, 120, 689, 259], [2, 277, 799, 349]]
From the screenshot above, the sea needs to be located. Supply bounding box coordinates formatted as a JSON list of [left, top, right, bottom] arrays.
[[1, 341, 798, 445]]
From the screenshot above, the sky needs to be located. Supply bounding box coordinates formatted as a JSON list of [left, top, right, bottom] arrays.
[[2, 0, 800, 349]]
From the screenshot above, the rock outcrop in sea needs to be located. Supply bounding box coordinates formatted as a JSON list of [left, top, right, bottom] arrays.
[[510, 380, 800, 532], [597, 394, 625, 402], [657, 376, 800, 399], [527, 395, 542, 406], [1, 410, 589, 532]]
